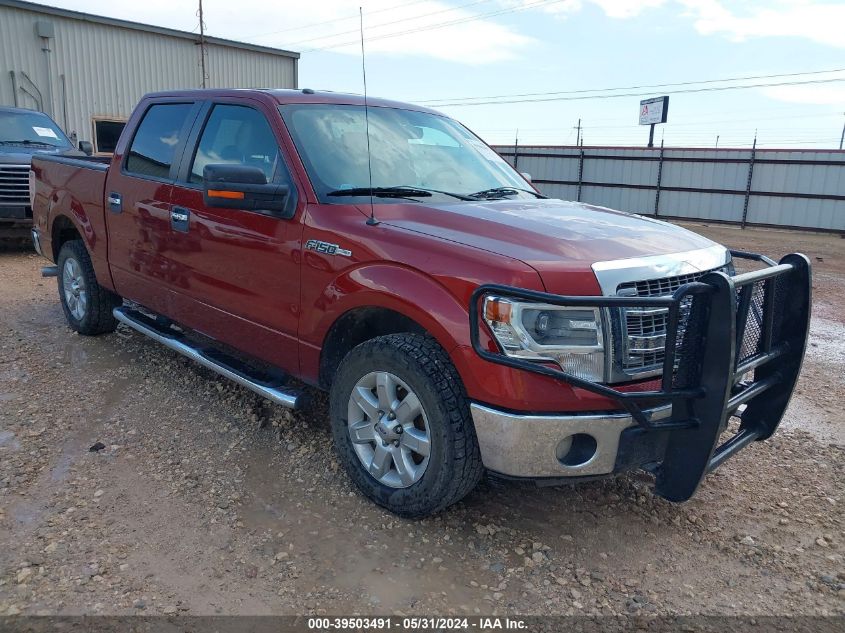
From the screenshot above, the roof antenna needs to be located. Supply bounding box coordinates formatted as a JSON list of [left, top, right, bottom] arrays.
[[360, 7, 379, 226]]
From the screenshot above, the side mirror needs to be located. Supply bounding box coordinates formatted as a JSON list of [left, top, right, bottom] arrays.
[[520, 172, 532, 183], [202, 164, 289, 214], [79, 140, 93, 156]]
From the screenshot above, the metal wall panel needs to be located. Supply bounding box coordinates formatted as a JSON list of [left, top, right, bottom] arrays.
[[658, 190, 743, 222], [495, 145, 845, 231], [581, 185, 655, 215], [1, 2, 297, 145], [746, 196, 844, 231]]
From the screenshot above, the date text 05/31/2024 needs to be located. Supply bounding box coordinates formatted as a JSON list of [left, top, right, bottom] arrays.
[[306, 617, 528, 630]]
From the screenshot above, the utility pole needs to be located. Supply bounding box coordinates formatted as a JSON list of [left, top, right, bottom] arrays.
[[513, 129, 519, 171], [198, 0, 208, 88], [715, 135, 720, 149], [574, 119, 581, 147], [839, 113, 844, 150]]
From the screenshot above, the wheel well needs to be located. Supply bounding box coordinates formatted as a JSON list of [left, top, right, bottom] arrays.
[[319, 307, 426, 389], [51, 215, 81, 261]]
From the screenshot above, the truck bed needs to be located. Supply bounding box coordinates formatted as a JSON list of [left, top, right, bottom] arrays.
[[30, 154, 111, 284]]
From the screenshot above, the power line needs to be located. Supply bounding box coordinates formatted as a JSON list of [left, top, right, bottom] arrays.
[[239, 0, 434, 40], [280, 0, 494, 48], [475, 112, 842, 133], [300, 0, 568, 53], [475, 109, 842, 132], [426, 76, 845, 107], [417, 66, 845, 105]]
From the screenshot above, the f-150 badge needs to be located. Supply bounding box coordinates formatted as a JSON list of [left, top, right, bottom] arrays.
[[305, 239, 352, 257]]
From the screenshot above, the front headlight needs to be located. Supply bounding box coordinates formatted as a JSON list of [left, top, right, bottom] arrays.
[[483, 297, 606, 382]]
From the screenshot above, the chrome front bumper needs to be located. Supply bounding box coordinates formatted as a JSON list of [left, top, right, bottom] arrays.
[[470, 404, 671, 478]]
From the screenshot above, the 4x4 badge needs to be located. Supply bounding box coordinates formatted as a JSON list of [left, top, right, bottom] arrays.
[[305, 239, 352, 257]]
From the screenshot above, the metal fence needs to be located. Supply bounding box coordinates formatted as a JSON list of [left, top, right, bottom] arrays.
[[493, 145, 845, 232]]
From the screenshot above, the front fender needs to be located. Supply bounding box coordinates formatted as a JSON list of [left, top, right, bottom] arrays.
[[302, 262, 476, 359], [300, 261, 636, 413]]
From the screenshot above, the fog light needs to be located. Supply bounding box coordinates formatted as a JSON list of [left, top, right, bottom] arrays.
[[555, 433, 598, 467]]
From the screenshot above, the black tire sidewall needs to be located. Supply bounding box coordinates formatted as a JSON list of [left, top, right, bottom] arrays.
[[57, 241, 97, 334], [330, 337, 467, 517]]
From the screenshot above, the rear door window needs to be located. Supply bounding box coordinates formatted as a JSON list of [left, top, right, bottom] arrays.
[[125, 103, 193, 179]]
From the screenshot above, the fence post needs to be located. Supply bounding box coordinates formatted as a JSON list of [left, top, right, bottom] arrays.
[[741, 137, 757, 228], [576, 146, 585, 202], [654, 140, 665, 216]]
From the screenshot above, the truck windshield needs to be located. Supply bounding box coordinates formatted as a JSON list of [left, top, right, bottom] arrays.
[[0, 110, 72, 148], [279, 104, 533, 203]]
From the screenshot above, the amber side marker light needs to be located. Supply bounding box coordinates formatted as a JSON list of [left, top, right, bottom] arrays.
[[484, 298, 512, 323], [208, 189, 245, 200]]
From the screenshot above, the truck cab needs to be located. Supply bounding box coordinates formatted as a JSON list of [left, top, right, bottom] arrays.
[[30, 89, 811, 517]]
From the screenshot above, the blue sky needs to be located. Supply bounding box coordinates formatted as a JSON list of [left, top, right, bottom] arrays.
[[54, 1, 845, 148]]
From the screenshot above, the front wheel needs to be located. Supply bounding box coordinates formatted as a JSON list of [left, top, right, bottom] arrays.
[[57, 240, 121, 335], [329, 333, 483, 517]]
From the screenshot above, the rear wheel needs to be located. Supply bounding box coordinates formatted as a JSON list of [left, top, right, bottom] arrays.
[[330, 333, 483, 517], [57, 240, 121, 335]]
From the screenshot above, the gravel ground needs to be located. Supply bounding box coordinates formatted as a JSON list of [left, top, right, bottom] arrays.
[[0, 222, 842, 617]]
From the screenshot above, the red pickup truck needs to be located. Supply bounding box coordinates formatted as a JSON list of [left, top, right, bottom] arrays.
[[30, 89, 811, 517]]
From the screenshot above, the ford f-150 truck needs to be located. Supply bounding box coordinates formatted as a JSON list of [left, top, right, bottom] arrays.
[[30, 89, 811, 517], [0, 106, 89, 240]]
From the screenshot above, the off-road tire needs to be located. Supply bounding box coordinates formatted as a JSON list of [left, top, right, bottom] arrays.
[[57, 240, 121, 335], [330, 333, 484, 517]]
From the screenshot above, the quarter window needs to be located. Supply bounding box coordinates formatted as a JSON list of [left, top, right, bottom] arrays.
[[190, 105, 280, 184], [125, 103, 193, 179]]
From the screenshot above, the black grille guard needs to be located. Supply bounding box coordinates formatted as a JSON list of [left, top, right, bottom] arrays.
[[469, 252, 812, 502]]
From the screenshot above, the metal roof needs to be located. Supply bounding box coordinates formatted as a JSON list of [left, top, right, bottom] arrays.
[[0, 0, 300, 59]]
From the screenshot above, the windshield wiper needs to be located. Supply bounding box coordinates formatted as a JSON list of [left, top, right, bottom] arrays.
[[393, 186, 475, 201], [0, 139, 57, 147], [468, 186, 547, 200], [327, 186, 477, 201], [327, 186, 433, 199]]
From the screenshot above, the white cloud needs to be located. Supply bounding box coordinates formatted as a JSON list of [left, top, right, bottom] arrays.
[[41, 0, 537, 65], [511, 0, 667, 19], [588, 0, 667, 18], [287, 1, 537, 64], [35, 0, 845, 67], [536, 0, 845, 47], [679, 0, 845, 48]]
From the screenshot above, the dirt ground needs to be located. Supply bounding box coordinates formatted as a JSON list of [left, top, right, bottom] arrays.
[[0, 222, 842, 617]]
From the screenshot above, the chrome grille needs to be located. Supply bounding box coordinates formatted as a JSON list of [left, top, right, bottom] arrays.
[[617, 271, 709, 298], [0, 164, 31, 207], [616, 270, 713, 375]]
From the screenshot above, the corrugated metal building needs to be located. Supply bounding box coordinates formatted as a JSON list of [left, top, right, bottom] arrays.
[[0, 0, 299, 152], [494, 145, 845, 232]]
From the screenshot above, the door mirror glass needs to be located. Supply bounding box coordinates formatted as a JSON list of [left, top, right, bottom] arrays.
[[202, 164, 289, 214]]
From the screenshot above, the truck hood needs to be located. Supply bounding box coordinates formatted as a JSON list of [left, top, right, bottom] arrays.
[[0, 146, 82, 163], [375, 198, 725, 294]]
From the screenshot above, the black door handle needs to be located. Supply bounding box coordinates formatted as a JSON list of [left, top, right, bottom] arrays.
[[170, 206, 190, 232]]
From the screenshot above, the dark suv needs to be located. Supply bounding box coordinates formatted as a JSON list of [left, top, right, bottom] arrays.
[[0, 106, 85, 240]]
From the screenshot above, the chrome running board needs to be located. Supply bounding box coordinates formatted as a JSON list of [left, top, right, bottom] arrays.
[[113, 306, 302, 409]]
